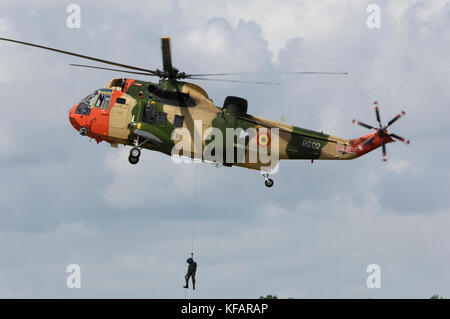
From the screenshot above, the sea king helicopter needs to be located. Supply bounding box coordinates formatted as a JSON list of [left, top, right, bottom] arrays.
[[0, 37, 409, 187]]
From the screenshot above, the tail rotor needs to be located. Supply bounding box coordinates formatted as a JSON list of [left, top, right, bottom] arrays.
[[352, 101, 410, 162]]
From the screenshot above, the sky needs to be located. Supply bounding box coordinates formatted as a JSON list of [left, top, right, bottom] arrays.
[[0, 0, 449, 298]]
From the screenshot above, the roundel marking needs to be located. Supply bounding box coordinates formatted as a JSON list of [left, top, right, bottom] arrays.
[[257, 132, 271, 146]]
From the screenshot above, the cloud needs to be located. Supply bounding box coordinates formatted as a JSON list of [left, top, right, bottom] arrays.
[[386, 158, 412, 173], [102, 148, 196, 209], [0, 0, 449, 298], [173, 18, 273, 75]]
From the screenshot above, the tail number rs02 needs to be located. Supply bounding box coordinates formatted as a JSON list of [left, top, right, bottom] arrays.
[[302, 139, 321, 150]]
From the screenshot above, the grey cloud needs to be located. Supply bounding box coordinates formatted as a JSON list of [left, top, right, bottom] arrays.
[[0, 0, 449, 298]]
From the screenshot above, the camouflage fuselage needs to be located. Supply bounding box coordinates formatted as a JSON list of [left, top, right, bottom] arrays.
[[68, 78, 391, 171]]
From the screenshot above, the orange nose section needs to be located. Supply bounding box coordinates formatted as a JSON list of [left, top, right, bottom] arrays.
[[69, 103, 90, 136], [68, 103, 110, 142], [69, 104, 81, 130]]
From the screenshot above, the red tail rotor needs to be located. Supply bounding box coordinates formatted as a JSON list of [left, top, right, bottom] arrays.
[[352, 101, 410, 162]]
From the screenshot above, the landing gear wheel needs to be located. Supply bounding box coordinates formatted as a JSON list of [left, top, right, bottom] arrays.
[[130, 147, 141, 158], [264, 178, 274, 188], [128, 155, 139, 165]]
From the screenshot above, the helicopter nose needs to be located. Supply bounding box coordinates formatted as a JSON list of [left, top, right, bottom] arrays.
[[69, 104, 82, 131]]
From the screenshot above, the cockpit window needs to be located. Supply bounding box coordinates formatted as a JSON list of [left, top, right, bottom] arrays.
[[95, 94, 105, 107], [101, 95, 110, 110], [94, 93, 111, 110], [75, 89, 111, 115]]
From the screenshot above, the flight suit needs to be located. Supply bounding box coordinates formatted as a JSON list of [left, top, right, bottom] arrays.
[[184, 259, 197, 290]]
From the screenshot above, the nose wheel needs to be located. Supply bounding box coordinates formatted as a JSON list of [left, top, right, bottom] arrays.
[[128, 146, 141, 165], [263, 174, 274, 188]]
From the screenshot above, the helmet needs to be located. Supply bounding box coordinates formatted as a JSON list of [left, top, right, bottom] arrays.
[[187, 258, 193, 263]]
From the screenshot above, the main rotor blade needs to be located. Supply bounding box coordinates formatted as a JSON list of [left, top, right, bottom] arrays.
[[382, 141, 387, 162], [188, 77, 281, 85], [0, 37, 156, 74], [390, 133, 410, 144], [161, 37, 172, 72], [187, 71, 348, 77], [387, 111, 406, 128], [70, 64, 158, 76], [352, 119, 376, 130]]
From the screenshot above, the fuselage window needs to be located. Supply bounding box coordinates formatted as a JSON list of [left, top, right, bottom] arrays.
[[157, 112, 167, 125], [174, 115, 184, 128], [143, 103, 157, 124], [116, 97, 126, 104], [142, 102, 167, 126]]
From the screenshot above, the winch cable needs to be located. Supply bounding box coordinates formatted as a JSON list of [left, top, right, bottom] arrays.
[[184, 162, 198, 298], [191, 163, 198, 257]]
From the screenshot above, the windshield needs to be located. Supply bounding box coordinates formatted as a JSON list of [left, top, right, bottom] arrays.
[[75, 90, 98, 115], [82, 90, 98, 105]]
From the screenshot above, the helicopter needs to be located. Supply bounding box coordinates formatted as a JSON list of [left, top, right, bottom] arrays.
[[0, 37, 409, 187]]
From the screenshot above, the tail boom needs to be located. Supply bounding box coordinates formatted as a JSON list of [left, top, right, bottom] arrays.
[[349, 131, 394, 158]]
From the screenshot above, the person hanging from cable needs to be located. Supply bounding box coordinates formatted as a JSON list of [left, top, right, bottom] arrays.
[[183, 255, 197, 290]]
